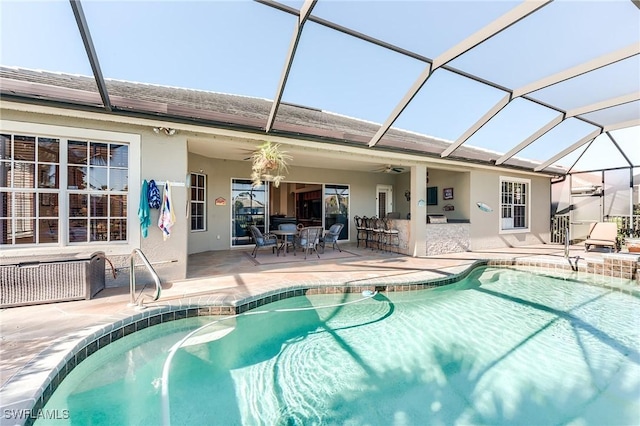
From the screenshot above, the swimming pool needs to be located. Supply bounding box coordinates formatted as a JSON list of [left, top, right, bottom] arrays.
[[39, 266, 639, 425]]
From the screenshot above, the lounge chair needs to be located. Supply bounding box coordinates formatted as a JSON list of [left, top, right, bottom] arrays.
[[584, 222, 617, 252], [248, 225, 278, 258]]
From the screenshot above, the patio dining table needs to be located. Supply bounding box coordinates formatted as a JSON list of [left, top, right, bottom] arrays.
[[271, 229, 298, 256]]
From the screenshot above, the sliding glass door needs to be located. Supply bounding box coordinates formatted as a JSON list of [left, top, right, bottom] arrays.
[[231, 179, 268, 246], [324, 184, 349, 240]]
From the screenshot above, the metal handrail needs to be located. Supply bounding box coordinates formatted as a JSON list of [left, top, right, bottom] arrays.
[[129, 248, 162, 309], [564, 226, 580, 271]]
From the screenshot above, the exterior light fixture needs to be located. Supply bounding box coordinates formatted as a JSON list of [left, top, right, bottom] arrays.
[[153, 127, 176, 136]]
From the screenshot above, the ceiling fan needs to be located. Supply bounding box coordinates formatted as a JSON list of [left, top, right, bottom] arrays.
[[373, 165, 405, 174]]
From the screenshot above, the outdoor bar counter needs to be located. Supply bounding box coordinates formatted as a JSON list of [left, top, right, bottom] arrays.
[[386, 217, 470, 256]]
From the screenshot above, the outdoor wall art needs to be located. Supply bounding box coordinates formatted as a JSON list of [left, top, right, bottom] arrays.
[[443, 187, 454, 200]]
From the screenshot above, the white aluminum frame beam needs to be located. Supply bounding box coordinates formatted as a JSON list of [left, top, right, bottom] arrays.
[[604, 118, 640, 132], [444, 45, 640, 159], [566, 92, 640, 118], [606, 131, 634, 167], [495, 92, 639, 165], [513, 43, 640, 98], [440, 94, 511, 157], [495, 114, 564, 165], [534, 129, 602, 172], [368, 0, 550, 148], [69, 0, 111, 111], [265, 0, 316, 132]]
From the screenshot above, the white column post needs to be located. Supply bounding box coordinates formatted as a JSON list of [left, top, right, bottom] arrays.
[[409, 165, 428, 257]]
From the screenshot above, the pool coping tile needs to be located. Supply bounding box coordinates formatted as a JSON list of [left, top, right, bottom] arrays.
[[1, 250, 638, 425]]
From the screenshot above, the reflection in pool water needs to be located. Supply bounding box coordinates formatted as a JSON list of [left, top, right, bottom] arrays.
[[40, 267, 640, 425]]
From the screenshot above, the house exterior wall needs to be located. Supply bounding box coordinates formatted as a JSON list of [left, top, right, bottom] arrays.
[[1, 109, 188, 283], [395, 172, 411, 218], [2, 105, 553, 278], [469, 169, 551, 250], [187, 151, 399, 254], [425, 169, 471, 222]]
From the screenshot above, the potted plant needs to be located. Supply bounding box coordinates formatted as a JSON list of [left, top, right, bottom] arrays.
[[251, 141, 292, 188]]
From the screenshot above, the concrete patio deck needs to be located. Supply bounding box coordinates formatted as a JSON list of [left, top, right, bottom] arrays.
[[1, 242, 638, 422]]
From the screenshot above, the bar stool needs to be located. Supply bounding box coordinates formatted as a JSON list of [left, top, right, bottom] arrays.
[[354, 216, 367, 248], [372, 217, 385, 251], [363, 216, 375, 249], [382, 217, 399, 253]]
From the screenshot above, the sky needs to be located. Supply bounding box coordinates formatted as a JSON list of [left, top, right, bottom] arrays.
[[1, 0, 638, 172]]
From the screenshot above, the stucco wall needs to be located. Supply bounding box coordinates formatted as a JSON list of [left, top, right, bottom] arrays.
[[425, 169, 470, 222], [188, 152, 552, 255], [1, 110, 188, 283], [187, 153, 401, 254], [138, 130, 188, 282], [395, 172, 411, 218], [469, 170, 550, 250], [2, 107, 553, 268]]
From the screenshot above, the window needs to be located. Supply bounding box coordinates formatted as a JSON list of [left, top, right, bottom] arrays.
[[67, 140, 129, 242], [426, 186, 438, 205], [1, 131, 131, 246], [500, 177, 529, 232], [190, 172, 206, 231]]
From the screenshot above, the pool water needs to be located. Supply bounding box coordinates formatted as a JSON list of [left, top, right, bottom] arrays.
[[39, 267, 640, 425]]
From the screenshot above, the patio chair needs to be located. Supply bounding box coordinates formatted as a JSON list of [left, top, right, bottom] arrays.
[[248, 225, 278, 258], [293, 226, 323, 259], [318, 223, 344, 253], [584, 222, 618, 252]]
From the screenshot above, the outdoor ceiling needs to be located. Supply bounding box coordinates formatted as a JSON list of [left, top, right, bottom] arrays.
[[1, 0, 638, 175]]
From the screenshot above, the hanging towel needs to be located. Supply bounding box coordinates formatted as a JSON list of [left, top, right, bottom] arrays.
[[148, 179, 161, 209], [158, 182, 176, 240], [138, 179, 151, 238]]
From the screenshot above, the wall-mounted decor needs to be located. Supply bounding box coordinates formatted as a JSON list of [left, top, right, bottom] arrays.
[[443, 204, 455, 211], [404, 190, 411, 201], [427, 186, 438, 205], [477, 202, 493, 212], [417, 199, 426, 207], [215, 197, 226, 206], [443, 187, 454, 200]]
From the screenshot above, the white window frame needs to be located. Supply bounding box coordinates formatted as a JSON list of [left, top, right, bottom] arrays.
[[0, 120, 140, 257], [189, 172, 206, 232], [499, 176, 530, 234]]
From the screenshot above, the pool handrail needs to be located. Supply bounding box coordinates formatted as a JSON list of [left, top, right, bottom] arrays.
[[129, 248, 162, 309]]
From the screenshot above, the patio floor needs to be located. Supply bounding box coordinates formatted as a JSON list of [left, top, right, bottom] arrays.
[[0, 242, 636, 411]]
